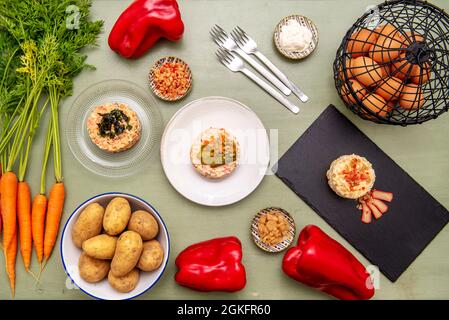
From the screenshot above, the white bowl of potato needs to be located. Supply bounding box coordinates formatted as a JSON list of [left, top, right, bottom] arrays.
[[61, 192, 170, 300]]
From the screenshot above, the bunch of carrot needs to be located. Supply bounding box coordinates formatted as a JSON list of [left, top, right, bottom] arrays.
[[0, 94, 65, 297], [0, 0, 102, 298]]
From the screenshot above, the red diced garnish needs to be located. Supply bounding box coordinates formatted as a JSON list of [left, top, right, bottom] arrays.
[[371, 189, 393, 202]]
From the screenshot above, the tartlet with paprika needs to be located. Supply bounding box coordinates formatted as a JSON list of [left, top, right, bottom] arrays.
[[326, 154, 375, 199]]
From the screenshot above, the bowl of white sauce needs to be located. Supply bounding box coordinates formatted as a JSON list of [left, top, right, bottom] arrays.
[[274, 15, 319, 60]]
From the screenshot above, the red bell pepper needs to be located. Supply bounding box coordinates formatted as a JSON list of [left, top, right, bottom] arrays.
[[108, 0, 184, 59], [282, 225, 375, 300], [175, 236, 246, 292]]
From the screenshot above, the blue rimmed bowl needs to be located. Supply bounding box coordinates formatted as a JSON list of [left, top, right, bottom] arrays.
[[61, 192, 170, 300]]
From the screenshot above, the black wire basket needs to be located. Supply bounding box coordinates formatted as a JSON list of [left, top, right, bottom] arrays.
[[333, 0, 449, 125]]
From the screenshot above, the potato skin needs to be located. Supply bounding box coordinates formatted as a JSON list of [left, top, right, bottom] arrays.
[[137, 240, 164, 272], [127, 210, 159, 241], [72, 203, 105, 248], [103, 197, 131, 236], [111, 231, 143, 277], [79, 252, 110, 283], [108, 269, 140, 293], [82, 234, 117, 260]]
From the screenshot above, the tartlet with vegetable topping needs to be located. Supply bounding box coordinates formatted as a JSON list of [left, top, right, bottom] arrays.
[[326, 154, 375, 199], [190, 128, 240, 179], [87, 102, 141, 153]]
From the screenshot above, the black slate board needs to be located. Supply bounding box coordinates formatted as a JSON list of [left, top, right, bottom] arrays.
[[274, 105, 449, 282]]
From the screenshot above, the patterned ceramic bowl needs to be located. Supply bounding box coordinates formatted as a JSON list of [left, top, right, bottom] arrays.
[[274, 15, 319, 60], [251, 207, 296, 253], [148, 56, 193, 101]]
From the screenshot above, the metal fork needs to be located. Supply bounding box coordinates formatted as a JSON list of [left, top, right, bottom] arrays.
[[216, 48, 299, 114], [210, 25, 292, 96], [231, 26, 309, 103]]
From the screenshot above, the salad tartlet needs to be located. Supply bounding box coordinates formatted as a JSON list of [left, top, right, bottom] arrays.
[[87, 102, 141, 153], [190, 128, 239, 179], [326, 154, 375, 199]]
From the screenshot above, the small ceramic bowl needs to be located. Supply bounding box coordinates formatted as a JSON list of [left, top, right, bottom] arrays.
[[251, 207, 296, 253], [148, 56, 192, 101], [274, 15, 319, 60], [60, 192, 170, 300]]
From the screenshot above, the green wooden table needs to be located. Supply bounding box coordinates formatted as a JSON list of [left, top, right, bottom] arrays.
[[2, 0, 449, 300]]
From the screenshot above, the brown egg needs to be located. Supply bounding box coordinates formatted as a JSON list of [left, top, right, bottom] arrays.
[[399, 84, 425, 109], [380, 63, 391, 77], [391, 53, 431, 84], [402, 31, 425, 47], [339, 59, 352, 81], [350, 57, 384, 87], [347, 28, 378, 57], [386, 99, 398, 109], [375, 24, 403, 39], [342, 79, 367, 104], [375, 76, 404, 101], [369, 34, 404, 63], [362, 93, 389, 118]]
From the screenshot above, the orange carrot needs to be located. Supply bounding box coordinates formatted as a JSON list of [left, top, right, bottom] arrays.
[[0, 199, 2, 235], [6, 228, 18, 297], [1, 172, 18, 296], [17, 181, 32, 271], [43, 182, 65, 260], [31, 194, 47, 264], [0, 171, 18, 249]]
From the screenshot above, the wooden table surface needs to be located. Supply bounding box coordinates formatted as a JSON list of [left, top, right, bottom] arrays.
[[1, 0, 448, 300]]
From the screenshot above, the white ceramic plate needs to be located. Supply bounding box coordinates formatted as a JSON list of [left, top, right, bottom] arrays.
[[161, 96, 270, 206], [60, 193, 170, 300]]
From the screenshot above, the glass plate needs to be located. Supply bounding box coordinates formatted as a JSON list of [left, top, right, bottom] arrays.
[[66, 79, 162, 177]]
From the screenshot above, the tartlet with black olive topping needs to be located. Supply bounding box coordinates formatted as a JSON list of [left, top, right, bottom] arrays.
[[87, 102, 141, 153]]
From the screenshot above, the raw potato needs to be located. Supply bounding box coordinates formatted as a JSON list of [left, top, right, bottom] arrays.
[[127, 210, 159, 241], [108, 269, 140, 293], [103, 197, 131, 236], [137, 240, 164, 272], [78, 252, 110, 283], [82, 234, 118, 260], [71, 203, 104, 248], [111, 231, 143, 277]]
